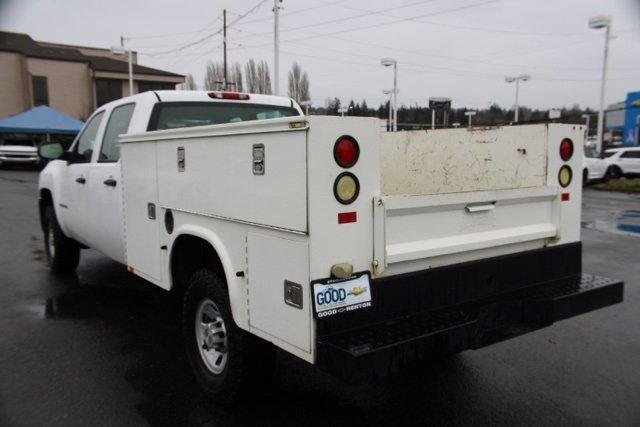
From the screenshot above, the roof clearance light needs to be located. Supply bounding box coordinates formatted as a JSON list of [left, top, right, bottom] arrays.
[[334, 136, 360, 168], [208, 92, 250, 100], [560, 138, 574, 161], [558, 165, 572, 188], [334, 172, 360, 205]]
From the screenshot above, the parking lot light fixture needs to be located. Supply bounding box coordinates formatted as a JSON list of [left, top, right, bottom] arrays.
[[504, 74, 531, 123], [381, 58, 398, 131]]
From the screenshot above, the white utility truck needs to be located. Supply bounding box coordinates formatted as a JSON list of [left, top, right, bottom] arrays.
[[38, 91, 623, 400]]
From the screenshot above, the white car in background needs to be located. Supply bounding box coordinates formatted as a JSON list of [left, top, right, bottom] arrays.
[[582, 145, 611, 185], [604, 147, 640, 179], [0, 140, 40, 167]]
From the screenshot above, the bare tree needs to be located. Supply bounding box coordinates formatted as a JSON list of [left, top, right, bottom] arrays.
[[245, 59, 259, 93], [287, 62, 310, 102], [204, 61, 224, 90], [256, 60, 272, 94], [228, 63, 243, 92], [181, 74, 197, 90]]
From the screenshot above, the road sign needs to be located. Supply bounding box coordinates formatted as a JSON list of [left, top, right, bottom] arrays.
[[429, 97, 451, 110]]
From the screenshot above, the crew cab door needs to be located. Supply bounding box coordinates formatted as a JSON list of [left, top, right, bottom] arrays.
[[84, 103, 135, 264], [58, 111, 105, 245]]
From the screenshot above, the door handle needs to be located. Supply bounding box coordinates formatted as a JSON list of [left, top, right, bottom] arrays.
[[465, 202, 495, 213], [75, 177, 86, 184], [103, 178, 117, 187]]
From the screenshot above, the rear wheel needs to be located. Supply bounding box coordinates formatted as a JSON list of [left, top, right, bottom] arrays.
[[43, 206, 80, 273], [182, 269, 275, 403], [610, 166, 623, 179], [582, 169, 589, 186]]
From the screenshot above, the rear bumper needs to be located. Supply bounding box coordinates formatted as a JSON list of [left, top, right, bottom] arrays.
[[316, 243, 624, 379]]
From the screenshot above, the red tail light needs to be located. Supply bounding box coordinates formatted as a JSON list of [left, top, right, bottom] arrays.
[[208, 92, 250, 100], [334, 136, 360, 168], [560, 138, 574, 161]]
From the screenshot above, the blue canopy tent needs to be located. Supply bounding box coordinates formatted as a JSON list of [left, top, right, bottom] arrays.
[[0, 106, 84, 138]]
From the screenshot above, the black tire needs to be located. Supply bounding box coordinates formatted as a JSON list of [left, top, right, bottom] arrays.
[[43, 205, 80, 273], [602, 166, 612, 183], [610, 166, 623, 179], [582, 169, 589, 187], [182, 269, 275, 403]]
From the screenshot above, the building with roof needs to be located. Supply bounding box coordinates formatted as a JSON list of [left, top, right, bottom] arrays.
[[604, 91, 640, 147], [0, 31, 184, 120]]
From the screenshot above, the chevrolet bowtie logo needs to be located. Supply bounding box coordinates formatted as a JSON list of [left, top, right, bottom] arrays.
[[348, 286, 368, 296]]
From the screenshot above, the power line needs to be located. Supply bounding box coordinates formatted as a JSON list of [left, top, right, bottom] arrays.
[[315, 0, 598, 37], [233, 0, 498, 42], [141, 0, 268, 57]]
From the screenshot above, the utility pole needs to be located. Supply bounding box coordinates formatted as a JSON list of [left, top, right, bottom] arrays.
[[274, 0, 282, 95], [223, 9, 228, 88]]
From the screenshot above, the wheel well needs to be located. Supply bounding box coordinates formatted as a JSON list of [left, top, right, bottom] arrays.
[[170, 234, 226, 295], [39, 189, 53, 232]]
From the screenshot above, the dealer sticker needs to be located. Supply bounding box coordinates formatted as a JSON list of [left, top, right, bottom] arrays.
[[312, 273, 372, 318]]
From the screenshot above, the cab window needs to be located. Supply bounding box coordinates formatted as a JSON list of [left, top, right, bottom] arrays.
[[74, 111, 104, 162], [99, 103, 135, 162], [147, 102, 300, 131]]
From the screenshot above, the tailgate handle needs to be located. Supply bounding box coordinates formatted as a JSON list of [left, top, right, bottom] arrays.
[[465, 202, 495, 213]]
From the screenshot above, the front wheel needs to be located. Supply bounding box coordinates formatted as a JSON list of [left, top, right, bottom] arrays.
[[182, 269, 275, 403], [43, 206, 80, 273]]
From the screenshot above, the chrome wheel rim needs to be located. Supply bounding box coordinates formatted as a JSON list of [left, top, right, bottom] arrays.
[[195, 299, 228, 374], [47, 226, 55, 259]]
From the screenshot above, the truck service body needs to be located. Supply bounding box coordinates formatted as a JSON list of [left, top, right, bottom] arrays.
[[38, 91, 623, 397]]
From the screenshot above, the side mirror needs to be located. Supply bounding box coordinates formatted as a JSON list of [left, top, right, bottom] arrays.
[[38, 142, 65, 160]]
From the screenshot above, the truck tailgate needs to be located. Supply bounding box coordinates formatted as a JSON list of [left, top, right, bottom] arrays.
[[373, 186, 560, 274]]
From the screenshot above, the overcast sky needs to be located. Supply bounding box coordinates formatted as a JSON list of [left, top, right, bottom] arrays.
[[1, 0, 639, 110]]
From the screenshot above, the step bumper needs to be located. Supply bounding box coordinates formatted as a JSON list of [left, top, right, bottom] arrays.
[[316, 274, 623, 379]]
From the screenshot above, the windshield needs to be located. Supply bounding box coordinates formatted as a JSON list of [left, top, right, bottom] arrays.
[[603, 150, 618, 158], [584, 146, 599, 158], [148, 102, 300, 131]]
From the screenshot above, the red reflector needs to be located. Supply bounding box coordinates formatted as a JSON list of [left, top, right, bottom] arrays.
[[338, 212, 357, 224], [560, 138, 574, 161], [208, 91, 250, 100], [561, 193, 570, 201], [334, 136, 360, 168]]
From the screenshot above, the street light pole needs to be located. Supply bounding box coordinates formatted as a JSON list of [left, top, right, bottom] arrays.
[[505, 74, 531, 123], [381, 58, 398, 131], [589, 15, 612, 153], [273, 0, 282, 95], [383, 89, 393, 131], [582, 113, 591, 139], [465, 111, 477, 128], [392, 62, 397, 131], [128, 48, 133, 96], [112, 40, 134, 96]]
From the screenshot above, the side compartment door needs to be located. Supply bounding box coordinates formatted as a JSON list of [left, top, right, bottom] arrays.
[[57, 111, 105, 245], [85, 103, 136, 263], [247, 232, 311, 353]]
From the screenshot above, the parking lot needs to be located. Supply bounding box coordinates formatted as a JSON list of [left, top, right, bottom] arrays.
[[0, 167, 638, 426]]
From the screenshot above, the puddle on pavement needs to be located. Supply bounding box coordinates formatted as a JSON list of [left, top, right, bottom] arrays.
[[582, 210, 640, 237]]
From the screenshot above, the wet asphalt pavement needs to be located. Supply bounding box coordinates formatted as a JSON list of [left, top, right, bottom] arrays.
[[0, 168, 639, 426]]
